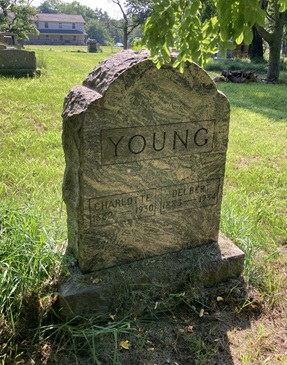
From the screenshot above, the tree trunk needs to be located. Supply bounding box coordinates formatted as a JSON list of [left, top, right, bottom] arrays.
[[266, 10, 286, 81], [123, 25, 128, 49], [248, 26, 264, 63], [267, 36, 283, 81], [256, 4, 286, 82]]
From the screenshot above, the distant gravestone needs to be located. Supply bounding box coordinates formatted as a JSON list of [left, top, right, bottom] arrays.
[[0, 50, 36, 76], [87, 38, 99, 53], [61, 49, 244, 316]]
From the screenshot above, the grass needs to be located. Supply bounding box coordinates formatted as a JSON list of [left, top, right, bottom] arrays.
[[0, 47, 287, 364], [217, 80, 287, 304], [205, 57, 268, 72], [0, 45, 119, 206]]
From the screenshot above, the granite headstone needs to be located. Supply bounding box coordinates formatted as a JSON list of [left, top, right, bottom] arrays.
[[60, 50, 245, 317], [62, 49, 233, 274]]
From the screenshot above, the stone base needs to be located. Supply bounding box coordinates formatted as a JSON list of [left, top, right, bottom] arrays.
[[0, 69, 37, 77], [58, 235, 244, 319]]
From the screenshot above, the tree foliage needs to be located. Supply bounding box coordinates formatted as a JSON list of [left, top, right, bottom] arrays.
[[142, 0, 287, 78], [37, 0, 60, 14], [59, 1, 95, 19], [126, 0, 153, 23], [85, 18, 113, 45], [142, 0, 267, 71], [38, 0, 95, 19], [0, 0, 38, 39], [200, 0, 216, 23], [112, 0, 152, 48]]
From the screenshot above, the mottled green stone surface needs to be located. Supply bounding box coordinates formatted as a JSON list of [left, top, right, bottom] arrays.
[[62, 49, 230, 273]]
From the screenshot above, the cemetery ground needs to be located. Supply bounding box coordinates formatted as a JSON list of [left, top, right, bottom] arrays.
[[0, 46, 287, 364]]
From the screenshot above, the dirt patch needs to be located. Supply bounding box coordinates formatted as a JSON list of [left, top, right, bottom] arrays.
[[228, 307, 287, 364], [44, 278, 266, 365]]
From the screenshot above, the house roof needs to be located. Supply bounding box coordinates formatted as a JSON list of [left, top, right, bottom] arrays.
[[34, 13, 85, 23]]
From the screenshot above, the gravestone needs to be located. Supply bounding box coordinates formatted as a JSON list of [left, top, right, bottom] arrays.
[[87, 38, 99, 53], [0, 49, 36, 76], [60, 49, 244, 317]]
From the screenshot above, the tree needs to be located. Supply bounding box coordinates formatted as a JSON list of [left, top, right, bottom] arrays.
[[0, 0, 38, 40], [126, 0, 153, 22], [94, 7, 111, 24], [200, 0, 216, 23], [92, 7, 117, 44], [37, 0, 61, 13], [85, 18, 113, 45], [256, 0, 287, 80], [248, 26, 264, 63], [37, 0, 95, 20], [58, 1, 95, 19], [111, 0, 152, 49], [283, 18, 287, 55], [142, 0, 287, 81]]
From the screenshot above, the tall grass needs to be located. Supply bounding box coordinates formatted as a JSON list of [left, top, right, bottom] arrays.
[[0, 46, 121, 364], [217, 80, 287, 304]]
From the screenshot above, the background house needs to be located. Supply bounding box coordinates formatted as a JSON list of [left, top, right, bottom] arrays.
[[26, 13, 86, 45]]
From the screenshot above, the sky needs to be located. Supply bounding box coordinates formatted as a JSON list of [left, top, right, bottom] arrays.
[[31, 0, 122, 18]]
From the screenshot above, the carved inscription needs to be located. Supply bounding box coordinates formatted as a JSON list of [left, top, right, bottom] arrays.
[[89, 180, 220, 226], [89, 189, 156, 226], [160, 179, 220, 213], [101, 120, 215, 165]]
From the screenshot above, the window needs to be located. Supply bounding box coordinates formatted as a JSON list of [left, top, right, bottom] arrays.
[[46, 35, 49, 38], [73, 36, 76, 41], [60, 35, 63, 41], [59, 23, 62, 28], [72, 23, 75, 29], [35, 21, 39, 28], [45, 22, 48, 28]]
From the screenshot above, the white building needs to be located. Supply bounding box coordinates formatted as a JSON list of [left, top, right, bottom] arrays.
[[27, 13, 86, 45]]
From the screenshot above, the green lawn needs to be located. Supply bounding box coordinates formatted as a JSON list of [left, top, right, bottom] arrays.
[[0, 46, 286, 364]]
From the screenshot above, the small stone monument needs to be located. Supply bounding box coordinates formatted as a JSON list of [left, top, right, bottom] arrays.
[[0, 49, 36, 76], [87, 38, 99, 53], [60, 49, 244, 317]]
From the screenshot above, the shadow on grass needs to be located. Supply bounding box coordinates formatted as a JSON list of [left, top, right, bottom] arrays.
[[0, 269, 260, 364], [217, 82, 287, 123], [111, 277, 255, 365], [40, 277, 258, 365]]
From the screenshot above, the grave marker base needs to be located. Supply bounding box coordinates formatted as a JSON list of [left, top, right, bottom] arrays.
[[58, 235, 244, 319]]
